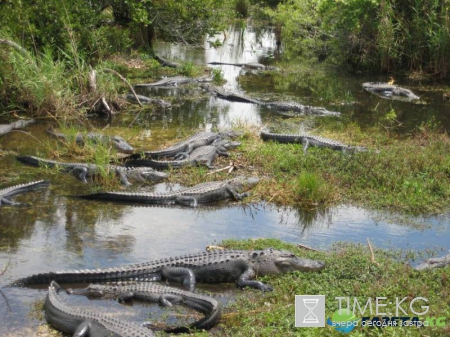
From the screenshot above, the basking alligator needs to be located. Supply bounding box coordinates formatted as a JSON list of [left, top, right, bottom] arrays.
[[203, 84, 340, 117], [125, 93, 172, 108], [0, 180, 50, 206], [16, 155, 168, 186], [45, 281, 155, 337], [125, 139, 240, 169], [134, 76, 212, 88], [260, 129, 368, 154], [78, 176, 258, 207], [0, 119, 35, 136], [362, 82, 420, 101], [14, 248, 325, 292], [69, 282, 222, 332], [414, 253, 450, 271], [47, 128, 134, 154], [135, 130, 241, 160]]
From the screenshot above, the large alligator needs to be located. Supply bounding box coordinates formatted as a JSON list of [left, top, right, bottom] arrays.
[[47, 127, 134, 154], [45, 281, 155, 337], [14, 248, 325, 292], [68, 282, 222, 332], [125, 139, 240, 169], [134, 76, 212, 88], [202, 84, 340, 117], [362, 82, 420, 101], [135, 130, 241, 160], [78, 176, 258, 207], [16, 155, 168, 186], [414, 253, 450, 271], [0, 180, 50, 206], [260, 129, 368, 154], [0, 119, 35, 136]]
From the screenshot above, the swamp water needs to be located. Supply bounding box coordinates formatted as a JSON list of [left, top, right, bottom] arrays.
[[1, 24, 450, 335]]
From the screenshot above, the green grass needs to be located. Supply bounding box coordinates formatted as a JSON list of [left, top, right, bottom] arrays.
[[234, 126, 450, 215], [209, 238, 450, 337]]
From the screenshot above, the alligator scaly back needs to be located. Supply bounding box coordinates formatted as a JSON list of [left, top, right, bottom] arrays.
[[45, 281, 155, 337]]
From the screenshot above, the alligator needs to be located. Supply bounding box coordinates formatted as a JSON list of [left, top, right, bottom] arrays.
[[78, 176, 258, 207], [208, 61, 278, 71], [125, 93, 172, 108], [16, 155, 168, 186], [45, 281, 155, 337], [0, 119, 35, 136], [125, 139, 241, 169], [14, 248, 326, 292], [47, 127, 134, 154], [202, 84, 341, 117], [362, 82, 420, 101], [68, 282, 222, 332], [135, 130, 241, 160], [134, 76, 212, 88], [414, 253, 450, 271], [154, 54, 181, 68], [260, 129, 368, 154], [202, 84, 262, 104], [0, 180, 50, 206]]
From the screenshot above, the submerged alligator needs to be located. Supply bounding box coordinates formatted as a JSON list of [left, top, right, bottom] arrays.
[[45, 281, 155, 337], [208, 61, 278, 71], [0, 119, 35, 137], [134, 76, 212, 88], [47, 128, 134, 154], [203, 84, 340, 117], [17, 155, 168, 186], [69, 282, 222, 332], [125, 139, 240, 169], [260, 129, 368, 154], [135, 130, 241, 160], [78, 176, 258, 207], [0, 180, 50, 206], [362, 82, 420, 101], [414, 253, 450, 271], [154, 54, 181, 68], [14, 248, 325, 292], [125, 93, 172, 108]]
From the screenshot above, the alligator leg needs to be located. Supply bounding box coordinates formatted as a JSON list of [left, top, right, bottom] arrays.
[[225, 186, 251, 201], [236, 268, 273, 292], [67, 167, 89, 183], [116, 170, 132, 186], [161, 266, 196, 291]]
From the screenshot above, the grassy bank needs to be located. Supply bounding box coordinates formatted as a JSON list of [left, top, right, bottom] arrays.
[[210, 238, 450, 337], [222, 124, 450, 215]]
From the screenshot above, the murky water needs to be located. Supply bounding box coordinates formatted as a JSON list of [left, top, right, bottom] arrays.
[[1, 24, 450, 335]]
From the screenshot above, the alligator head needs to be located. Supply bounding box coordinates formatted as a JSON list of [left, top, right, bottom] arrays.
[[252, 248, 325, 275], [110, 136, 135, 154]]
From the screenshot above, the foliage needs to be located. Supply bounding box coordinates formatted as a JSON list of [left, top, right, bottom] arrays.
[[267, 0, 450, 76]]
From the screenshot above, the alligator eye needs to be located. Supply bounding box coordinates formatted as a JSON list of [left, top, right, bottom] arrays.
[[252, 252, 258, 258]]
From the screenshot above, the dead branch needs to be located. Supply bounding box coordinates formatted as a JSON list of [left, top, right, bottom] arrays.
[[0, 39, 28, 55], [297, 243, 321, 252], [206, 161, 235, 175], [367, 238, 380, 266], [88, 66, 97, 93], [102, 68, 142, 107], [101, 96, 113, 119]]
